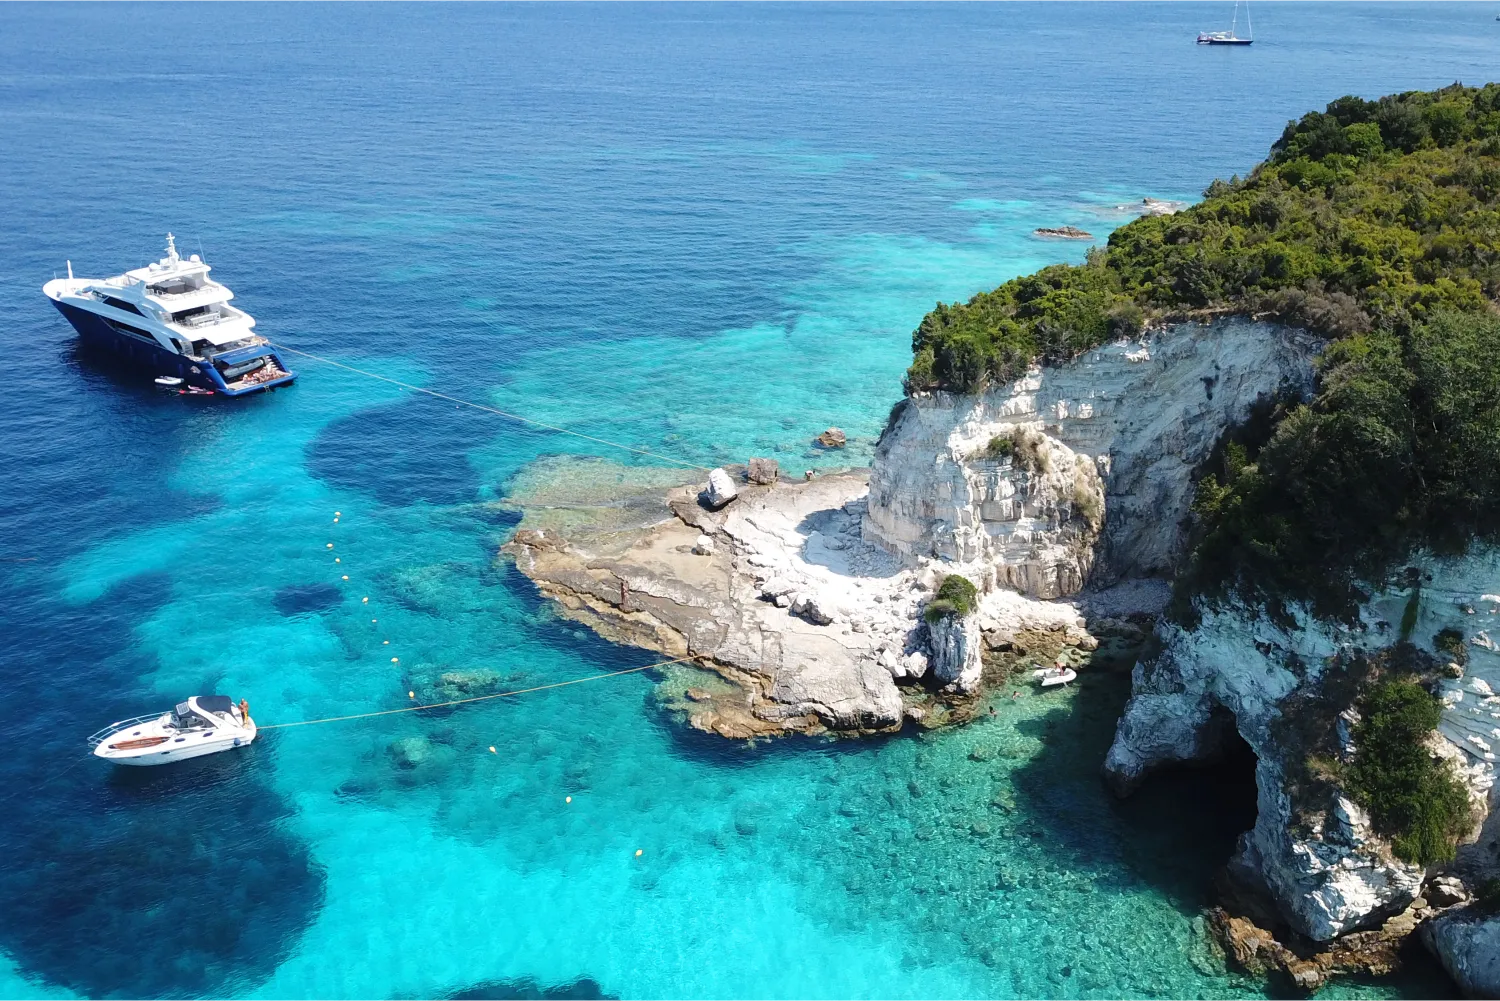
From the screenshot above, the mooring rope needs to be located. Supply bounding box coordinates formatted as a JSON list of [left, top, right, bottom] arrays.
[[256, 654, 699, 731], [268, 342, 713, 473]]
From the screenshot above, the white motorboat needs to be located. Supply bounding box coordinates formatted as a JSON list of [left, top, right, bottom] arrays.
[[1032, 666, 1077, 688], [89, 695, 257, 766]]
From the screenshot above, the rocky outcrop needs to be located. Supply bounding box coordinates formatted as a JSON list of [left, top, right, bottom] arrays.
[[1106, 549, 1500, 942], [1033, 225, 1094, 240], [864, 320, 1319, 598], [928, 612, 983, 693], [1423, 905, 1500, 997], [502, 465, 1090, 740], [702, 467, 738, 509], [504, 465, 1092, 741], [1209, 901, 1431, 992], [747, 457, 779, 485]]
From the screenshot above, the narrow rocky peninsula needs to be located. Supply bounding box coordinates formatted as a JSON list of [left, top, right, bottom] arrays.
[[505, 320, 1304, 736]]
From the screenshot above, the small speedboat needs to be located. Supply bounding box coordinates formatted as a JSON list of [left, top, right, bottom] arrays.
[[89, 695, 257, 765], [1032, 666, 1077, 688]]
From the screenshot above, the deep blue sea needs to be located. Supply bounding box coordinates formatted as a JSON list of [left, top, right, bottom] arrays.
[[1, 4, 1495, 998]]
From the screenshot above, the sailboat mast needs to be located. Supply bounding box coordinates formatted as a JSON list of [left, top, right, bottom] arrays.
[[1231, 0, 1239, 36], [1245, 0, 1252, 40]]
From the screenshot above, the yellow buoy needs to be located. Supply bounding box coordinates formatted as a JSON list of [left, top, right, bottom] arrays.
[[408, 690, 415, 699], [326, 543, 334, 549], [634, 849, 643, 857], [488, 746, 496, 754], [333, 518, 339, 523], [383, 640, 389, 645], [565, 796, 572, 804], [342, 575, 349, 581], [391, 657, 399, 664], [335, 511, 342, 517], [335, 558, 341, 563], [371, 618, 377, 623], [362, 596, 369, 603]]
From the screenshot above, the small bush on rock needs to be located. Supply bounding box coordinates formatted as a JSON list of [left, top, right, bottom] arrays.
[[923, 599, 957, 624], [1434, 627, 1468, 667], [925, 574, 979, 623], [984, 435, 1016, 461]]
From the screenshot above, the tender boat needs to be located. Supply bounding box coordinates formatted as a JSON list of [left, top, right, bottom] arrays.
[[89, 695, 257, 765], [1033, 666, 1078, 688], [1198, 0, 1253, 44], [43, 235, 295, 396]]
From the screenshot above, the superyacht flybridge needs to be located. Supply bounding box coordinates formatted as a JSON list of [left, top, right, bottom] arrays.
[[43, 234, 295, 395]]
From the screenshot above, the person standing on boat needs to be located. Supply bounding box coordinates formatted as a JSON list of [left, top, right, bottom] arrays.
[[239, 698, 252, 726]]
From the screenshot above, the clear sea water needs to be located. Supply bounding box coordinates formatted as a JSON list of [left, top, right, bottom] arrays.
[[0, 4, 1494, 998]]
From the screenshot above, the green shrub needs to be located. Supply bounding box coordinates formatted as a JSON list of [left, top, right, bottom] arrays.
[[1177, 310, 1500, 620], [927, 574, 979, 621], [984, 435, 1015, 461], [1476, 878, 1500, 915], [1346, 680, 1473, 865], [1434, 627, 1469, 666], [923, 599, 958, 624], [1073, 474, 1103, 529]]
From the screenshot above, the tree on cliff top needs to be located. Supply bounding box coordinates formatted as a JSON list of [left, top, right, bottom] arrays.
[[908, 82, 1500, 397], [907, 83, 1500, 620]]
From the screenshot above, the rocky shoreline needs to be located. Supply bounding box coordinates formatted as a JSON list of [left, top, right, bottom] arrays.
[[503, 468, 1099, 740], [500, 319, 1498, 994]]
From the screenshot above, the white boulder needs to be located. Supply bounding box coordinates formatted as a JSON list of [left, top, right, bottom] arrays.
[[703, 467, 739, 509]]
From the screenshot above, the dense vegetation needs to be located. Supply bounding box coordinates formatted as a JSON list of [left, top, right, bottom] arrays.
[[1187, 308, 1500, 619], [925, 573, 978, 623], [909, 84, 1500, 619], [1346, 680, 1472, 865]]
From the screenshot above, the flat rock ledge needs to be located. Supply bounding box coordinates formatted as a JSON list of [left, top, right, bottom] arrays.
[[502, 468, 1091, 740]]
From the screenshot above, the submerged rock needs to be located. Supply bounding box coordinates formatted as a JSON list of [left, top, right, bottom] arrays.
[[816, 427, 847, 448], [1033, 225, 1093, 240], [387, 736, 432, 769]]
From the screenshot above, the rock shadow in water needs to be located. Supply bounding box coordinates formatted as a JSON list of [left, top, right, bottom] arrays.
[[0, 572, 326, 999], [307, 394, 486, 507], [439, 975, 617, 1000], [273, 581, 344, 616]]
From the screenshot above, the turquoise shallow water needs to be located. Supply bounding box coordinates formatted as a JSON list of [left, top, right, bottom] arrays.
[[0, 3, 1495, 997]]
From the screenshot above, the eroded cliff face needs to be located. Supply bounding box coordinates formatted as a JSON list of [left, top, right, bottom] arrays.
[[864, 319, 1319, 598], [1105, 550, 1500, 944]]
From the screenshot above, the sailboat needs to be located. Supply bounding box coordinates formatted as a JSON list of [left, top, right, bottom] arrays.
[[1198, 0, 1253, 44]]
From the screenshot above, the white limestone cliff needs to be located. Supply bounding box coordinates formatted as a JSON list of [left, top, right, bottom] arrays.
[[864, 319, 1319, 598], [1105, 550, 1500, 943]]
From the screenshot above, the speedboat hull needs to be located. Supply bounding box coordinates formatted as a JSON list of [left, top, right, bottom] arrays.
[[98, 727, 257, 765], [90, 696, 258, 766]]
